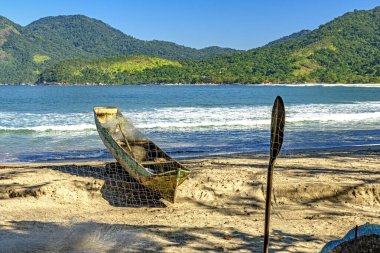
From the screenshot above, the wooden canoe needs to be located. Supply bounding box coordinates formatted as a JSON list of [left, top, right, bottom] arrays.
[[93, 107, 191, 203]]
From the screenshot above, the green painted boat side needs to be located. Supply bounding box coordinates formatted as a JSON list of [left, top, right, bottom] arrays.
[[93, 107, 191, 203]]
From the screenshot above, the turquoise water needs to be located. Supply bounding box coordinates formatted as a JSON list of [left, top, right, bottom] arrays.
[[1, 84, 380, 162]]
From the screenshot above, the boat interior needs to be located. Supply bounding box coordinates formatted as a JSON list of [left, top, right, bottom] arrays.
[[122, 139, 180, 173], [94, 107, 182, 173]]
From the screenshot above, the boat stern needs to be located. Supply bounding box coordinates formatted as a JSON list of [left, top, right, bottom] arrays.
[[93, 107, 120, 124]]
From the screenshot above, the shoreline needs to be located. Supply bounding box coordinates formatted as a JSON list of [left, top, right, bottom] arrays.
[[2, 144, 380, 167], [178, 144, 380, 160], [1, 83, 380, 87]]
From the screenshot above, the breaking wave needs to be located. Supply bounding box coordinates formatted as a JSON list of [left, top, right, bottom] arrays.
[[0, 124, 96, 134], [1, 101, 380, 134]]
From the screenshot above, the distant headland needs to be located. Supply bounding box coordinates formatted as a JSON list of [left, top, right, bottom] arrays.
[[0, 7, 379, 85]]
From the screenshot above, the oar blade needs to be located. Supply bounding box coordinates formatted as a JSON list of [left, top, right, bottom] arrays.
[[270, 96, 285, 160]]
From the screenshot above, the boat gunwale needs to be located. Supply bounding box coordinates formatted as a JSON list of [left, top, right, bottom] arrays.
[[93, 107, 190, 178]]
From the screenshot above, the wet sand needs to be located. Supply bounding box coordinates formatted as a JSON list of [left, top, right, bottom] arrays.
[[0, 148, 379, 252]]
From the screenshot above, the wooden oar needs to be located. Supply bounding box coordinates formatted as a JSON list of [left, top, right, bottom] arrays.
[[263, 96, 285, 253]]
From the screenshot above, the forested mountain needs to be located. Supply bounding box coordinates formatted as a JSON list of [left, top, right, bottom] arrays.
[[0, 15, 238, 83], [23, 15, 238, 60], [2, 7, 380, 84], [177, 6, 380, 84], [182, 6, 380, 84], [40, 7, 380, 84]]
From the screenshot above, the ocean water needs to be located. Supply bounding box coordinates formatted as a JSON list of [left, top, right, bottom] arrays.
[[0, 84, 380, 162]]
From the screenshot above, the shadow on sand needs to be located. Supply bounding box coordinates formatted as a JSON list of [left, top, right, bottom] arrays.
[[0, 220, 323, 252], [38, 162, 166, 208]]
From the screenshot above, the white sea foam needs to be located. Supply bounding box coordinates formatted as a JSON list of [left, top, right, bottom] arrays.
[[0, 112, 95, 133], [130, 107, 271, 130], [288, 111, 380, 123], [127, 102, 380, 130], [0, 124, 96, 132], [254, 83, 380, 88], [1, 101, 380, 133]]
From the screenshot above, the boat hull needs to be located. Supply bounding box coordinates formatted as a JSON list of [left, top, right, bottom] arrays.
[[94, 107, 190, 203]]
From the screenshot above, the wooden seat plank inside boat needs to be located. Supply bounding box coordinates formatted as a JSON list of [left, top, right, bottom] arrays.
[[128, 140, 151, 145], [140, 160, 177, 165]]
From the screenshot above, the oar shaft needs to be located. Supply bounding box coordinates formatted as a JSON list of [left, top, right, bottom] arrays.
[[263, 161, 275, 253]]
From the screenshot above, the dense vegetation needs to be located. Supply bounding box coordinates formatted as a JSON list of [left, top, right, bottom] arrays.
[[39, 55, 183, 84], [186, 5, 380, 84], [2, 7, 380, 84], [0, 15, 238, 83]]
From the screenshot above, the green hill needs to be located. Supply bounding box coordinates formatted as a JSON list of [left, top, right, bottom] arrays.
[[3, 7, 380, 84], [40, 7, 380, 84], [0, 15, 238, 84], [180, 6, 380, 84], [23, 15, 238, 60]]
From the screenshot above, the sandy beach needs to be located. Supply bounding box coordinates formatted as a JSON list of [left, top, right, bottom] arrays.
[[0, 148, 379, 252]]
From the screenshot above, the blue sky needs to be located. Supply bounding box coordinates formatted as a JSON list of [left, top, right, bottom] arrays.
[[1, 0, 379, 50]]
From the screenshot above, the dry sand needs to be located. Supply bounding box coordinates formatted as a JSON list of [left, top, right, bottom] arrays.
[[0, 148, 379, 252]]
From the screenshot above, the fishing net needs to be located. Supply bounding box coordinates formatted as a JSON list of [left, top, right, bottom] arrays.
[[32, 160, 167, 207], [91, 111, 190, 207], [321, 224, 380, 253], [0, 110, 190, 208]]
